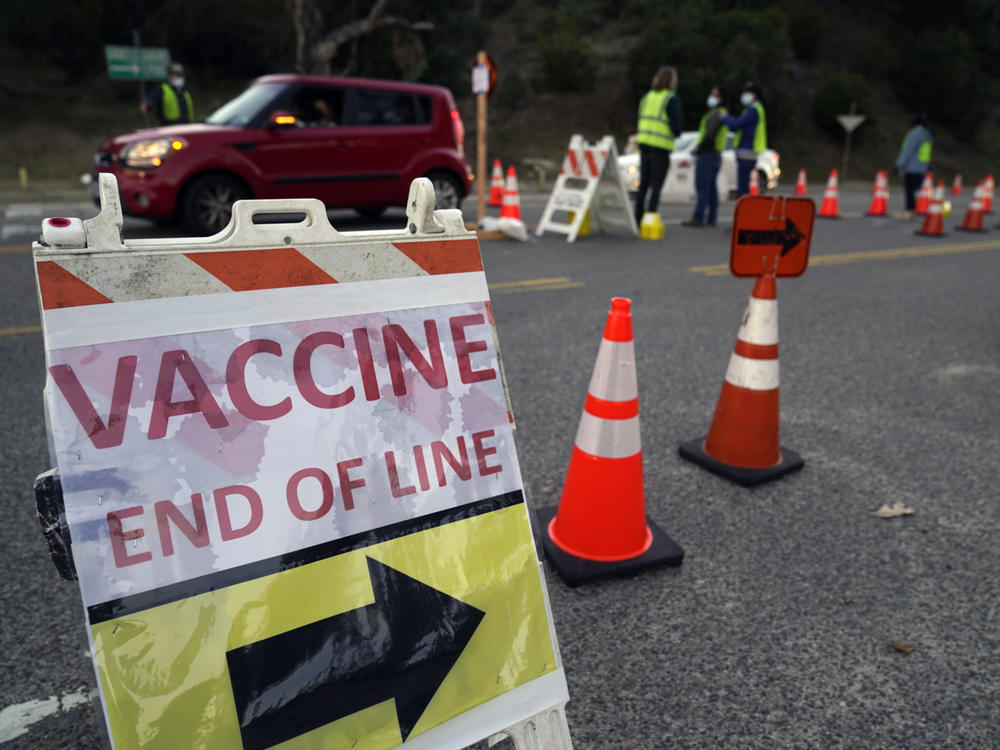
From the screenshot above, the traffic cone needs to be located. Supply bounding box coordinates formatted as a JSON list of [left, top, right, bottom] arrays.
[[866, 170, 889, 216], [818, 169, 840, 218], [488, 159, 504, 206], [537, 297, 684, 584], [916, 182, 946, 236], [499, 166, 522, 221], [914, 173, 933, 215], [679, 271, 803, 486], [794, 168, 807, 196], [956, 182, 986, 232], [749, 168, 760, 196], [982, 174, 994, 213], [951, 173, 963, 195]]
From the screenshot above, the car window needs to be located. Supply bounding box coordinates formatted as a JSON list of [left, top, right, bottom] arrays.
[[284, 86, 345, 127], [206, 82, 286, 126], [345, 89, 430, 126], [673, 132, 699, 152]]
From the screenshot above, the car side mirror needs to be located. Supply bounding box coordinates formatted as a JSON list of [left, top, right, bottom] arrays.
[[268, 110, 298, 129]]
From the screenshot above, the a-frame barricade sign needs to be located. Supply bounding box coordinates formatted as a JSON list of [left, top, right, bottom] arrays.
[[535, 134, 638, 242], [32, 175, 572, 750]]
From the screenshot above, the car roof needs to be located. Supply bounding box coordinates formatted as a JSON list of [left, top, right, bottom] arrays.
[[252, 73, 449, 96]]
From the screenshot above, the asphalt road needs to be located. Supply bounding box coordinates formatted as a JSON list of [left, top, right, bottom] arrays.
[[1, 185, 998, 749]]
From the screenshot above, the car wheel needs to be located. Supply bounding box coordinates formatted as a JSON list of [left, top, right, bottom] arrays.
[[425, 171, 463, 210], [355, 206, 387, 219], [182, 174, 250, 235]]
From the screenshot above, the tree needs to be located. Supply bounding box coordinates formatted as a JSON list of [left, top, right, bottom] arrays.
[[287, 0, 434, 74]]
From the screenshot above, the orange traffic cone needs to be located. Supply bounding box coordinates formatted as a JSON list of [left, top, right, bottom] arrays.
[[956, 182, 986, 232], [982, 174, 994, 213], [916, 182, 946, 236], [499, 166, 522, 221], [866, 170, 889, 216], [679, 271, 803, 486], [951, 173, 963, 195], [818, 169, 840, 218], [538, 297, 684, 584], [487, 159, 504, 206], [914, 173, 933, 215], [749, 168, 760, 196], [794, 168, 807, 196]]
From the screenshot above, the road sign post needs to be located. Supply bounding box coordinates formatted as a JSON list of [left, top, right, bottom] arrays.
[[836, 101, 867, 181]]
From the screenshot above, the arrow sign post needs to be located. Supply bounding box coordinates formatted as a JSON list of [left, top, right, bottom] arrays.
[[227, 557, 485, 749], [730, 196, 815, 277], [836, 101, 867, 180]]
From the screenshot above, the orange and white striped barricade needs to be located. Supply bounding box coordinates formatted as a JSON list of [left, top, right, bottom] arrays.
[[536, 297, 683, 585], [679, 196, 813, 486], [32, 174, 572, 750], [536, 134, 638, 242]]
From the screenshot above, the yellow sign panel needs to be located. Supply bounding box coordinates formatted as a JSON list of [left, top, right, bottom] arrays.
[[91, 500, 554, 749]]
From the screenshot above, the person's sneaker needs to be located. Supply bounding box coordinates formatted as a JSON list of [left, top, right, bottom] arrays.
[[894, 211, 913, 220], [682, 219, 704, 227]]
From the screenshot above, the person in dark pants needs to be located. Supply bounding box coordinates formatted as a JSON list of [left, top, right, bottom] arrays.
[[684, 85, 728, 227], [722, 81, 767, 198], [894, 112, 933, 220], [633, 66, 683, 226]]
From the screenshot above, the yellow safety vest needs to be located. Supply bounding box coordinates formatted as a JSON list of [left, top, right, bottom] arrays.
[[698, 107, 729, 152], [736, 101, 767, 154], [636, 90, 676, 150], [160, 83, 194, 123]]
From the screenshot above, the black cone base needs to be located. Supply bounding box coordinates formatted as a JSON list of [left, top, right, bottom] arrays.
[[678, 437, 804, 488], [954, 226, 988, 233], [535, 505, 684, 587]]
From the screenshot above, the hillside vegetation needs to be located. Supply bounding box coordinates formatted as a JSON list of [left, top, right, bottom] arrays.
[[2, 0, 999, 187]]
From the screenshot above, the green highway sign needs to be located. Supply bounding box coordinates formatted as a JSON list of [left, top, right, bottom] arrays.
[[104, 46, 170, 80]]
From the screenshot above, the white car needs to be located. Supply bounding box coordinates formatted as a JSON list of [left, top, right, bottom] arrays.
[[617, 131, 780, 203]]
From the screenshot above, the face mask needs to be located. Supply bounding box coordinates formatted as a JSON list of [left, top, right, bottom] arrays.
[[740, 92, 754, 106], [706, 95, 719, 108], [170, 77, 185, 89]]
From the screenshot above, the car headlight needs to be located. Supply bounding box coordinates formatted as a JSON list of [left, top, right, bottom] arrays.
[[121, 137, 188, 168]]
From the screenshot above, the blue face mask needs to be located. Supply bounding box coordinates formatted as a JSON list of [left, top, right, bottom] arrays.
[[740, 92, 754, 107]]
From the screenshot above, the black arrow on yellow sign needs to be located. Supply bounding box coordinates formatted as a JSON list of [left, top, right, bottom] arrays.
[[737, 219, 805, 256], [226, 557, 485, 749]]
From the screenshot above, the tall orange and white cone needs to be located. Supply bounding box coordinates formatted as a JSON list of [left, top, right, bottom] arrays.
[[914, 173, 933, 215], [916, 181, 946, 236], [982, 173, 994, 212], [488, 159, 504, 206], [956, 181, 986, 232], [679, 272, 803, 486], [818, 169, 840, 218], [866, 170, 889, 216], [749, 168, 760, 196], [794, 168, 807, 196], [538, 298, 684, 584], [951, 173, 963, 196], [499, 166, 523, 221]]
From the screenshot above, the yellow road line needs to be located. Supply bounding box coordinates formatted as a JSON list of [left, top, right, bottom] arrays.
[[0, 325, 41, 336], [0, 245, 32, 254], [690, 239, 1000, 276], [489, 277, 584, 293]]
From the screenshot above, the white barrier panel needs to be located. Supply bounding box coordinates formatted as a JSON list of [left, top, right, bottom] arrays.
[[34, 175, 571, 750]]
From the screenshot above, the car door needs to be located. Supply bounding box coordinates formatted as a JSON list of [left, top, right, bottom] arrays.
[[338, 87, 433, 207], [243, 84, 353, 205]]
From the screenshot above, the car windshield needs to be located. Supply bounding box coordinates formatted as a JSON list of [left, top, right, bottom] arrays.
[[673, 132, 698, 152], [206, 82, 286, 126]]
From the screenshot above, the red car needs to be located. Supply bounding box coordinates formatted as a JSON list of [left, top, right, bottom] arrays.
[[93, 74, 473, 234]]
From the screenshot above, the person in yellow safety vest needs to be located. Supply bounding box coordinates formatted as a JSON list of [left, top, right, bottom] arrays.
[[722, 80, 767, 198], [684, 85, 728, 227], [141, 62, 194, 126], [633, 66, 683, 226], [893, 111, 933, 220]]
